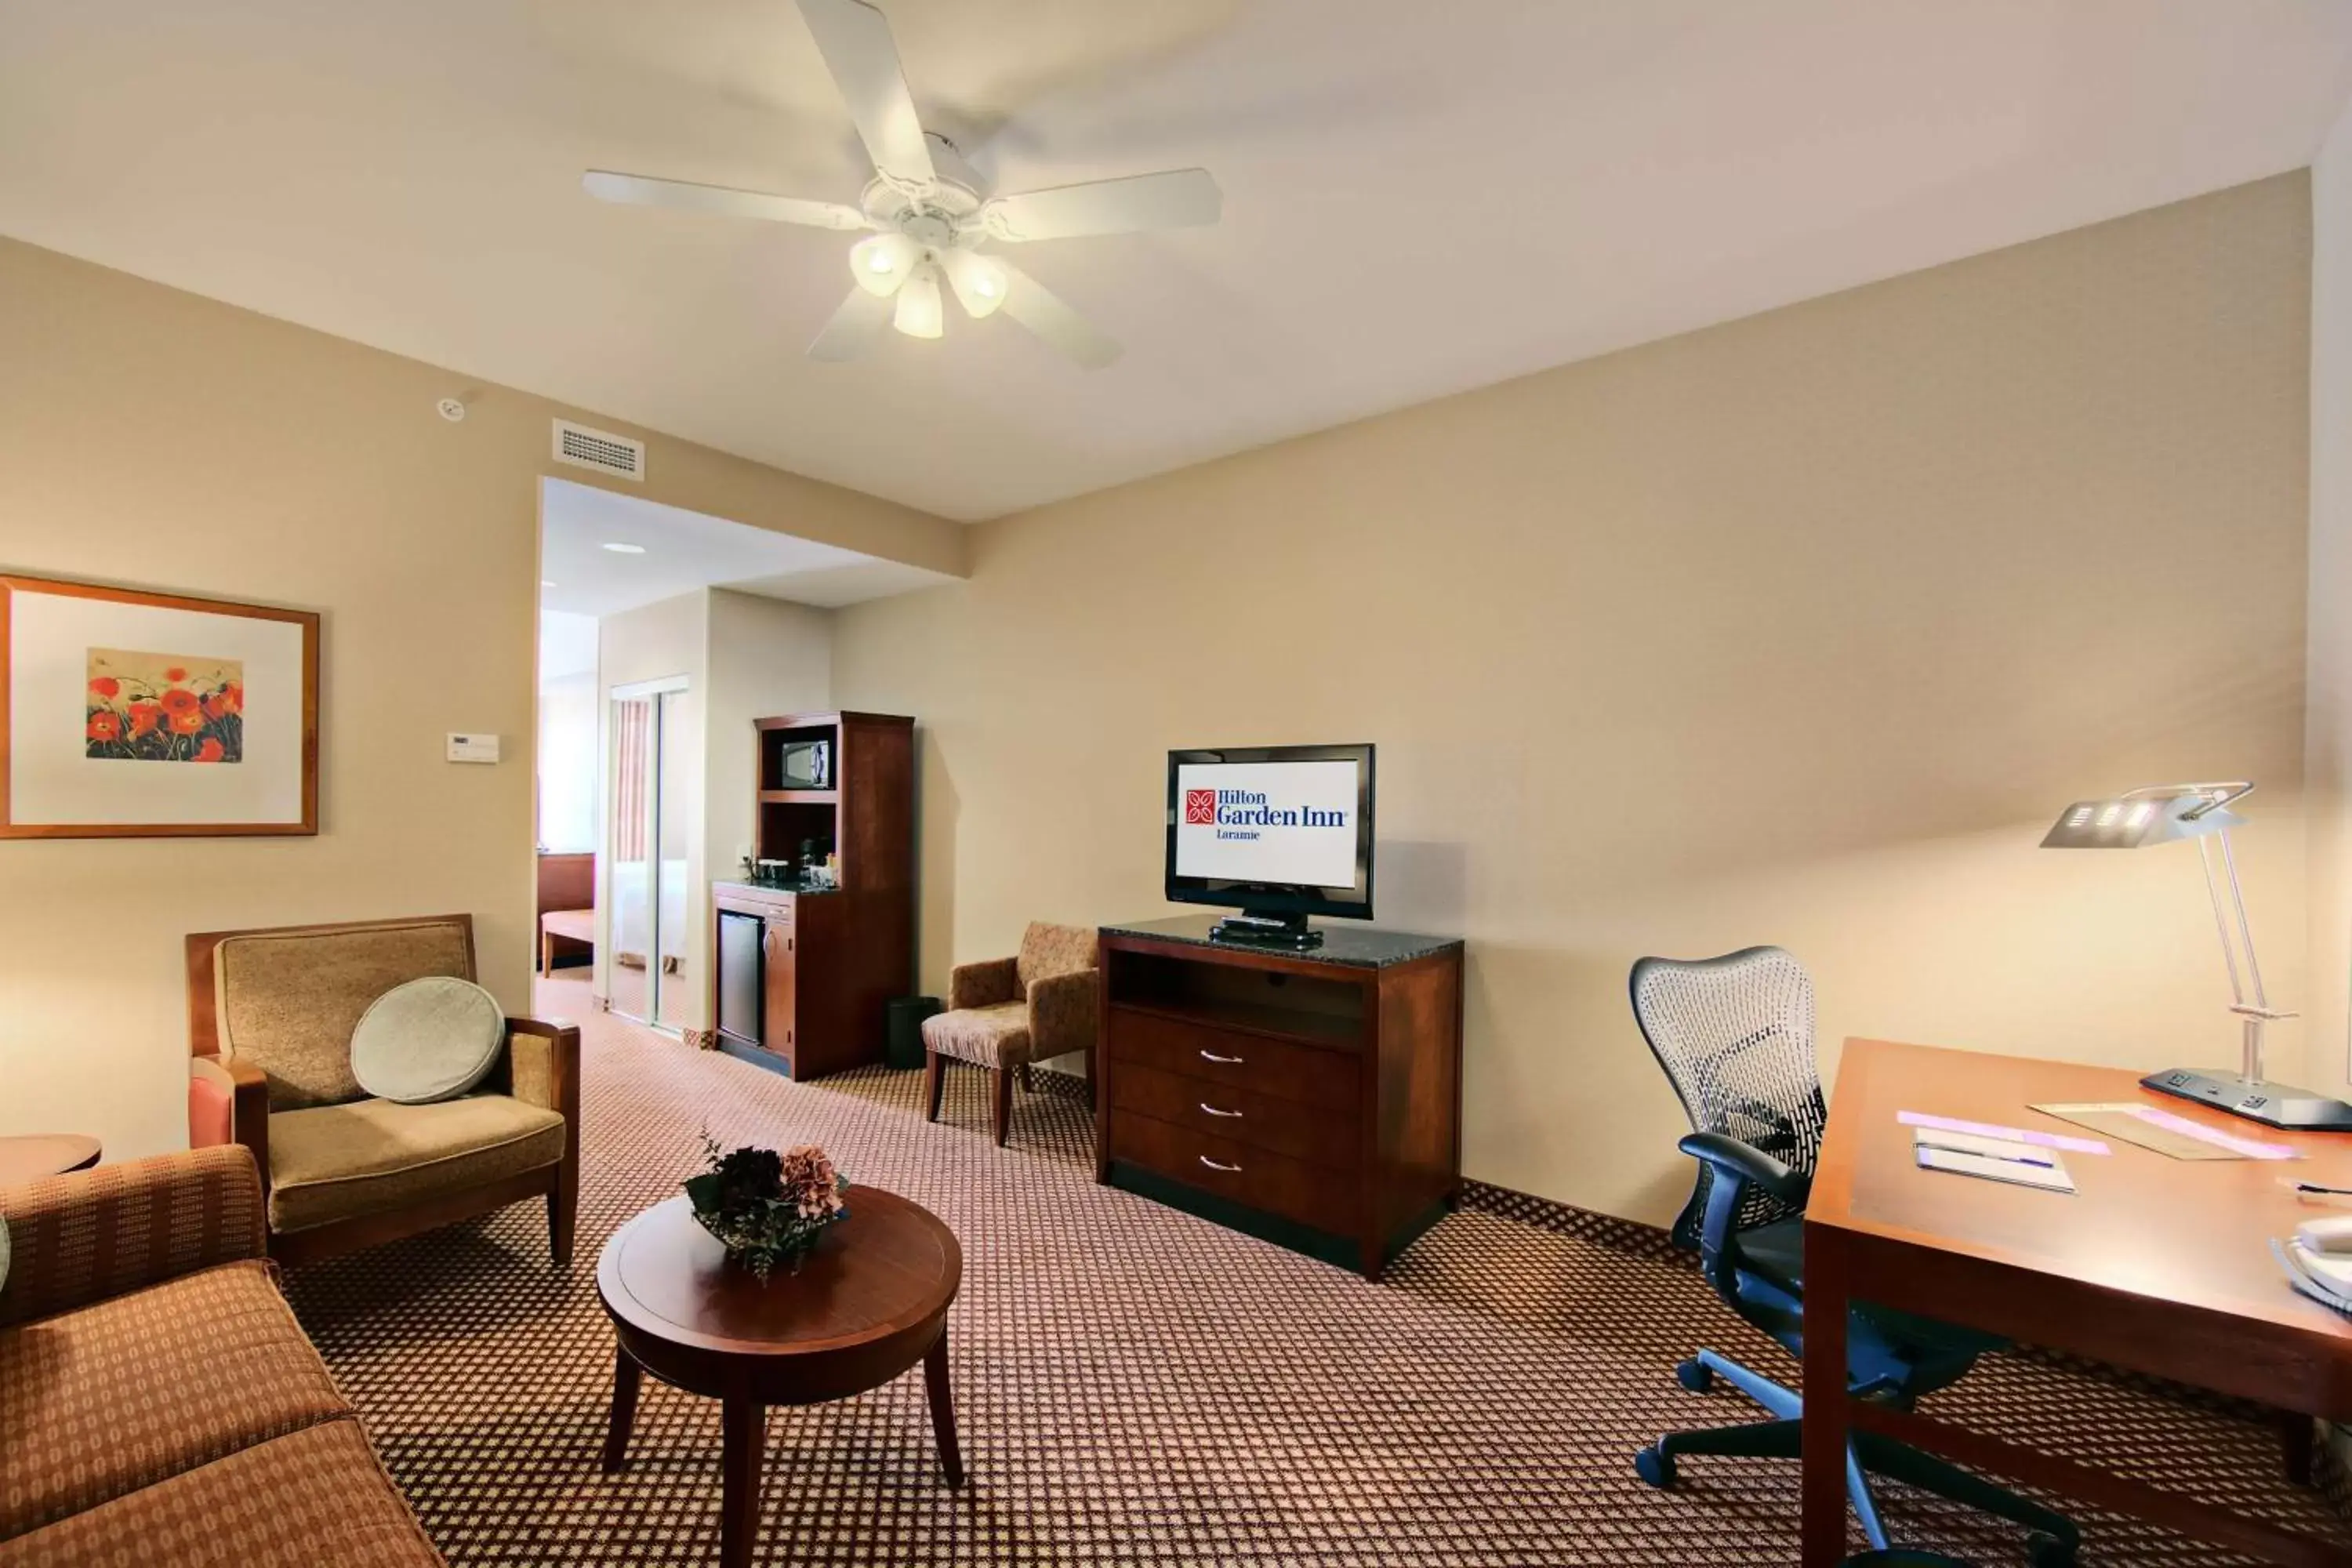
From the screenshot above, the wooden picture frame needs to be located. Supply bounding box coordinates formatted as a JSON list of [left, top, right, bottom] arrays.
[[0, 574, 319, 838]]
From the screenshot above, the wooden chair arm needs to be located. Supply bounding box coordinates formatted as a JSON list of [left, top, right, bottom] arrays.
[[190, 1054, 271, 1196], [507, 1014, 582, 1267], [949, 957, 1019, 1011]]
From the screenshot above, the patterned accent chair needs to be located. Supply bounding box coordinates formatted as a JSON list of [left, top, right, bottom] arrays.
[[184, 913, 581, 1268], [0, 1147, 444, 1563], [920, 921, 1098, 1147]]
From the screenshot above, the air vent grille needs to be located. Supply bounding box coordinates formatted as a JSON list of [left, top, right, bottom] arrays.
[[552, 419, 645, 481]]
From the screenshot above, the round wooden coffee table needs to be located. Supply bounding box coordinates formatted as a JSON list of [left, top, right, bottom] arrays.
[[0, 1134, 101, 1187], [597, 1189, 964, 1568]]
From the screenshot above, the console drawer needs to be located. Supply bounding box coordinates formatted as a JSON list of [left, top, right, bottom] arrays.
[[1105, 1007, 1357, 1112], [1109, 1109, 1357, 1236], [1111, 1061, 1357, 1170]]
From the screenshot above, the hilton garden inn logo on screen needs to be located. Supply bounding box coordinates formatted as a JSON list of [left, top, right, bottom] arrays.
[[1174, 760, 1359, 887]]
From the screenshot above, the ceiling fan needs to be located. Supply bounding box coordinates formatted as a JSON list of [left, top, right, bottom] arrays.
[[583, 0, 1221, 370]]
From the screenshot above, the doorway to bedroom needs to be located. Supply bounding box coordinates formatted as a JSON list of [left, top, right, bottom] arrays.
[[533, 474, 956, 1046], [608, 676, 691, 1030]]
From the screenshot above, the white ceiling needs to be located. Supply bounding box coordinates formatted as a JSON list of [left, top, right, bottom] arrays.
[[540, 477, 955, 616], [5, 2, 2352, 522]]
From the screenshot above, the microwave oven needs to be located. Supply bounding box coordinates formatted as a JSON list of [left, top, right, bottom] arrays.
[[776, 738, 832, 789]]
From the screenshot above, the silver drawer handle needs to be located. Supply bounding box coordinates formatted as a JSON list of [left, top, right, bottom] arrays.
[[1198, 1049, 1245, 1065], [1198, 1155, 1243, 1173], [1199, 1102, 1243, 1118]]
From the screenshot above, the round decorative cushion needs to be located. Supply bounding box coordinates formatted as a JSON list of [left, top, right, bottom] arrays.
[[350, 976, 506, 1105]]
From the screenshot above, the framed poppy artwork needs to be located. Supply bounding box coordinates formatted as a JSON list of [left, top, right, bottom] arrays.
[[1, 575, 318, 837]]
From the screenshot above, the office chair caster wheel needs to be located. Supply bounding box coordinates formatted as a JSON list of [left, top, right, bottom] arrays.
[[2024, 1534, 2075, 1567], [1633, 1444, 1676, 1488], [1675, 1358, 1714, 1393]]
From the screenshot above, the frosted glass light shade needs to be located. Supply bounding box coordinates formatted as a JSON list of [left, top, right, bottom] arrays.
[[893, 264, 945, 339], [940, 249, 1008, 319], [850, 233, 918, 296]]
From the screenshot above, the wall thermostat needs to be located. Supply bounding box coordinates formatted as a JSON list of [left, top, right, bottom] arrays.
[[446, 732, 500, 764]]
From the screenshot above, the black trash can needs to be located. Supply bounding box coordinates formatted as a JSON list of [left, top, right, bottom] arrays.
[[886, 996, 942, 1070]]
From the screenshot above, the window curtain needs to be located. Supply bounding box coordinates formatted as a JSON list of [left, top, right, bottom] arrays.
[[614, 698, 650, 862]]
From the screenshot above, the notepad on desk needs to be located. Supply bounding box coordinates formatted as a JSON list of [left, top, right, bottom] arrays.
[[1911, 1126, 2060, 1167], [1912, 1128, 2077, 1192]]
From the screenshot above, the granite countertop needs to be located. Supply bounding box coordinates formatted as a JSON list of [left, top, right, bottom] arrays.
[[1099, 915, 1461, 968], [714, 877, 840, 896]]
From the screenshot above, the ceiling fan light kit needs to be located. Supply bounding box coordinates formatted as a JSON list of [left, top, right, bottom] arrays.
[[583, 0, 1221, 368]]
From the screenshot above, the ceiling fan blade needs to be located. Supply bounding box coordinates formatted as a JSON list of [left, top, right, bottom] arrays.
[[979, 169, 1220, 243], [583, 170, 866, 230], [795, 0, 936, 192], [808, 286, 895, 361], [996, 263, 1120, 370]]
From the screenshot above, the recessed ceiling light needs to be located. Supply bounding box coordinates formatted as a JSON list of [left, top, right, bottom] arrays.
[[541, 579, 557, 588], [602, 542, 647, 554]]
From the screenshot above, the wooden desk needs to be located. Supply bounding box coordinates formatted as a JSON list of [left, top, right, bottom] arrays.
[[1802, 1039, 2352, 1566]]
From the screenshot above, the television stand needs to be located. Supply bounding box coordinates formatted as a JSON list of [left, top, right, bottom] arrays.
[[1096, 916, 1465, 1279], [1209, 911, 1322, 950]]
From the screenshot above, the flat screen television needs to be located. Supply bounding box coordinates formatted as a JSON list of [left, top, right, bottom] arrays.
[[1165, 743, 1374, 946]]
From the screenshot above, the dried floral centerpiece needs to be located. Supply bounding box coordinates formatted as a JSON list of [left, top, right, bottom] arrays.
[[684, 1132, 849, 1279]]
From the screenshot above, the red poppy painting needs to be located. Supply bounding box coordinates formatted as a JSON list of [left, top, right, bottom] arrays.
[[85, 648, 244, 763], [2, 574, 317, 838]]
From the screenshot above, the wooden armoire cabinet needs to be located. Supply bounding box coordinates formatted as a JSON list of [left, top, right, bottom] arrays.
[[711, 711, 913, 1080]]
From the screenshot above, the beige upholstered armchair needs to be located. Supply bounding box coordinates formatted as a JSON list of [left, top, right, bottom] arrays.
[[185, 913, 580, 1268], [920, 921, 1098, 1147]]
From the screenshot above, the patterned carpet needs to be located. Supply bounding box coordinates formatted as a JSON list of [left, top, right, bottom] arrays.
[[278, 972, 2349, 1566]]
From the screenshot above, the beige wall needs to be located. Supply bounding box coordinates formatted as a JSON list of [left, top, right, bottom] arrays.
[[704, 588, 834, 894], [0, 238, 956, 1161], [2310, 112, 2352, 1106], [836, 176, 2314, 1223], [694, 589, 834, 1034], [536, 670, 599, 855]]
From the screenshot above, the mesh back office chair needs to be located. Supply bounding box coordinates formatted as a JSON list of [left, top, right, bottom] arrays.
[[1629, 948, 2078, 1566], [1635, 946, 1825, 1250]]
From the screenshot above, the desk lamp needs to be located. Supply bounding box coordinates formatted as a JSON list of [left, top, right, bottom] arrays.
[[2042, 782, 2352, 1131]]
